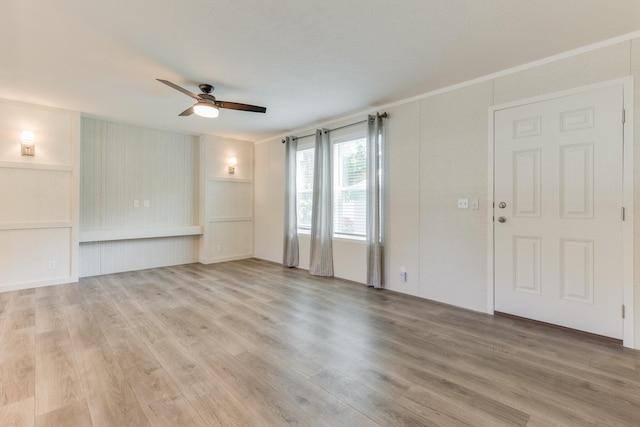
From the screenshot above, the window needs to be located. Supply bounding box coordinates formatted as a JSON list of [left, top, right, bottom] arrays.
[[296, 147, 314, 230], [333, 137, 366, 237], [295, 135, 367, 238]]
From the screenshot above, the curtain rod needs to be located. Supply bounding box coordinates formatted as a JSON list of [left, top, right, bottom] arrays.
[[282, 112, 388, 143]]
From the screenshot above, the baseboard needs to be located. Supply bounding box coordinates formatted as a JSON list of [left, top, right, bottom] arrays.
[[0, 276, 78, 293]]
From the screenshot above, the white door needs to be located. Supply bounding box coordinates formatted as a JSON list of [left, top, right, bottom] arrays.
[[494, 85, 624, 339]]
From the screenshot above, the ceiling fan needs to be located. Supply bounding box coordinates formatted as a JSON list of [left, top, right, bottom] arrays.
[[157, 79, 267, 118]]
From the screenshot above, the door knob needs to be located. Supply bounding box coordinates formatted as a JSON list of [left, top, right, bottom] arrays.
[[498, 202, 506, 209], [497, 216, 507, 223]]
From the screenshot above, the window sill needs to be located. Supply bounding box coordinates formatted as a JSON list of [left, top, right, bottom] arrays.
[[297, 230, 366, 244], [333, 234, 366, 244]]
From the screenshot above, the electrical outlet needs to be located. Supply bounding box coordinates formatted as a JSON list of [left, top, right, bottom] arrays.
[[48, 260, 56, 270], [457, 198, 469, 209], [144, 200, 150, 208]]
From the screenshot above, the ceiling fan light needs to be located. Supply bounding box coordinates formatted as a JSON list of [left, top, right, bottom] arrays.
[[193, 101, 219, 118]]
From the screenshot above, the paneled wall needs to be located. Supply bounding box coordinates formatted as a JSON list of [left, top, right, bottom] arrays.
[[79, 118, 200, 276], [200, 135, 253, 263], [0, 100, 80, 291], [254, 37, 640, 348]]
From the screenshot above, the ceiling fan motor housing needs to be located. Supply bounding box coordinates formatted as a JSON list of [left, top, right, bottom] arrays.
[[199, 84, 214, 94]]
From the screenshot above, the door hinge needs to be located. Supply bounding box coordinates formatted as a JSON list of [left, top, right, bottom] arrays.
[[622, 207, 626, 221], [622, 109, 626, 124], [622, 304, 626, 319]]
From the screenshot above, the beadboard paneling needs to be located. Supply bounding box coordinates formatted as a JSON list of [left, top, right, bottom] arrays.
[[80, 118, 103, 231], [81, 118, 199, 232], [80, 118, 200, 276], [79, 242, 102, 277], [79, 236, 199, 276]]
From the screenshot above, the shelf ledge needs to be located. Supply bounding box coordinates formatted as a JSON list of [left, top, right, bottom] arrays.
[[80, 226, 202, 243]]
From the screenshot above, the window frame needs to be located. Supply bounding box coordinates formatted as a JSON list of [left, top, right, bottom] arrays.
[[331, 133, 367, 240], [295, 142, 315, 234], [294, 128, 367, 241]]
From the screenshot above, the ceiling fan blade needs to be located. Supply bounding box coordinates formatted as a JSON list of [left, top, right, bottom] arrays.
[[179, 106, 194, 116], [216, 100, 267, 113], [157, 79, 201, 101]]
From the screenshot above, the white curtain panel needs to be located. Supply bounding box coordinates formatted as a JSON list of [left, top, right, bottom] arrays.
[[309, 129, 334, 276], [366, 114, 384, 287], [283, 136, 299, 267]]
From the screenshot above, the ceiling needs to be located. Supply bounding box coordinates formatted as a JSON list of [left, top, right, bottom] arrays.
[[3, 1, 640, 141]]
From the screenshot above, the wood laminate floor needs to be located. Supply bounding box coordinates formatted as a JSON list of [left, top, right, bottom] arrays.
[[1, 258, 639, 426]]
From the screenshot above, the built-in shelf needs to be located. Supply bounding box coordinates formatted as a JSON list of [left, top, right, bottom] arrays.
[[79, 225, 203, 243]]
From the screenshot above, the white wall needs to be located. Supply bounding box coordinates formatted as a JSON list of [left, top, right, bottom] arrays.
[[79, 119, 255, 275], [0, 100, 80, 291], [254, 37, 640, 347], [254, 119, 371, 283], [79, 118, 200, 276], [254, 140, 285, 264], [0, 112, 254, 282], [199, 134, 254, 263], [418, 82, 493, 311], [633, 39, 640, 352]]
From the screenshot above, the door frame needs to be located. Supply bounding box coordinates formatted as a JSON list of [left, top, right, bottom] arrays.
[[486, 77, 634, 348]]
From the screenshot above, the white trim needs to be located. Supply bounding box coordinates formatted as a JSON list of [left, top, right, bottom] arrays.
[[79, 226, 202, 243], [200, 254, 253, 264], [486, 107, 496, 315], [622, 78, 634, 348], [491, 78, 634, 113], [208, 217, 252, 223], [199, 136, 209, 264], [70, 112, 81, 288], [0, 97, 78, 114], [0, 161, 73, 172], [208, 177, 252, 184], [80, 112, 204, 139], [256, 31, 640, 146], [487, 77, 634, 348], [0, 275, 78, 293], [297, 229, 366, 244], [0, 221, 72, 230], [333, 234, 366, 244]]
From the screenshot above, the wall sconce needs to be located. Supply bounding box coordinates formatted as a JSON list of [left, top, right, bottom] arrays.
[[21, 130, 35, 156], [228, 157, 237, 175]]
